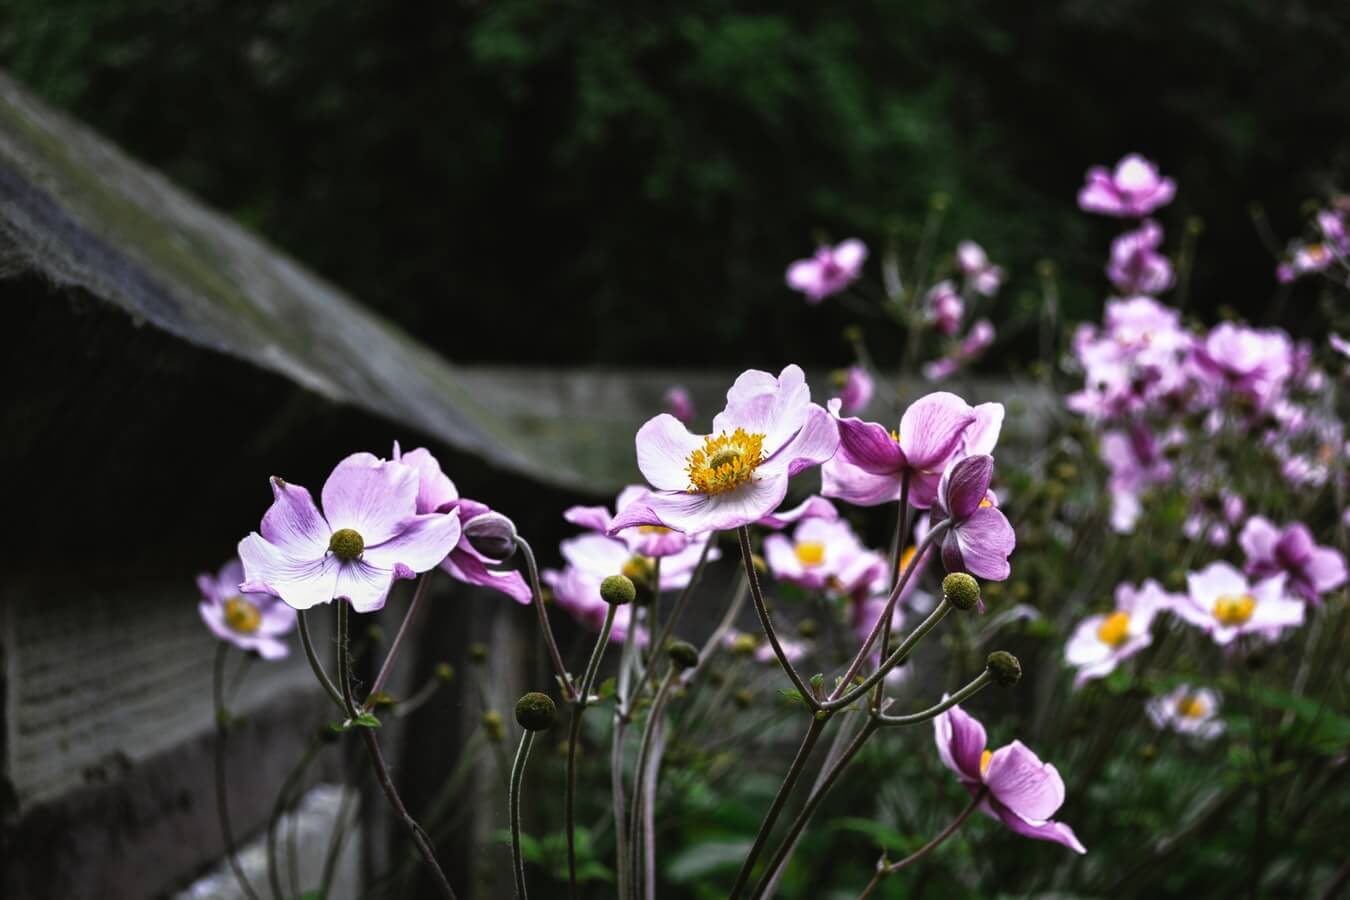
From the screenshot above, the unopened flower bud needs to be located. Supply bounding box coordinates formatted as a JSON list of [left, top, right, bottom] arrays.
[[463, 512, 518, 561], [730, 634, 758, 657], [942, 573, 981, 612], [733, 689, 752, 709], [796, 618, 818, 639], [600, 574, 637, 606], [469, 642, 489, 664], [514, 692, 558, 732], [434, 662, 455, 683], [986, 651, 1022, 687], [667, 640, 699, 671], [482, 709, 505, 741]]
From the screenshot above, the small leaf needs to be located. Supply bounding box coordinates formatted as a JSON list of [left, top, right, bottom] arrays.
[[597, 676, 617, 701], [352, 712, 382, 729], [366, 690, 396, 709]]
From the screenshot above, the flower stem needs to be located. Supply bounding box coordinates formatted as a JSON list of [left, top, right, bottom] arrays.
[[298, 609, 346, 710], [823, 598, 953, 712], [857, 789, 986, 899], [629, 668, 677, 894], [518, 536, 576, 700], [266, 737, 322, 900], [509, 729, 537, 900], [336, 602, 359, 719], [726, 712, 831, 900], [212, 643, 264, 900], [612, 609, 643, 900], [567, 602, 618, 898], [624, 536, 715, 720], [737, 526, 818, 707], [364, 571, 434, 710]]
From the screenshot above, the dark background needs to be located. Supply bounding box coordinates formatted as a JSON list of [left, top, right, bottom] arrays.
[[4, 0, 1349, 374]]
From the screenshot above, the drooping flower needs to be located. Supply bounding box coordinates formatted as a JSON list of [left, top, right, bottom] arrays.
[[1239, 516, 1347, 604], [1077, 153, 1176, 218], [1064, 580, 1175, 688], [785, 239, 868, 303], [238, 453, 463, 613], [822, 392, 1003, 509], [1106, 220, 1174, 295], [198, 558, 296, 659], [832, 365, 875, 416], [933, 703, 1086, 853], [926, 280, 965, 336], [924, 320, 995, 381], [764, 517, 870, 591], [1173, 562, 1303, 646], [664, 385, 696, 424], [540, 565, 645, 645], [956, 241, 1006, 296], [1147, 685, 1224, 740], [392, 444, 532, 605], [935, 455, 1016, 581], [609, 365, 839, 534]]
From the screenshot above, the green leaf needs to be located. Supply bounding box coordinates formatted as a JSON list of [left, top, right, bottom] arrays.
[[597, 676, 617, 701], [666, 840, 753, 883], [352, 712, 382, 729], [827, 817, 908, 852]]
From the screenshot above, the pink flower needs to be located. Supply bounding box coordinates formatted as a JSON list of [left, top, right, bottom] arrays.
[[926, 280, 965, 336], [924, 320, 995, 381], [609, 365, 839, 534], [1147, 685, 1224, 740], [956, 241, 1005, 297], [392, 444, 532, 605], [822, 392, 1003, 509], [566, 485, 713, 558], [785, 239, 868, 303], [1173, 562, 1303, 646], [198, 558, 296, 659], [1106, 220, 1174, 295], [1064, 580, 1175, 688], [664, 385, 696, 424], [541, 565, 646, 646], [1331, 333, 1350, 359], [238, 453, 463, 613], [935, 455, 1016, 581], [832, 365, 875, 416], [1100, 425, 1177, 533], [755, 494, 840, 530], [558, 532, 714, 593], [1066, 297, 1193, 421], [934, 704, 1086, 853], [764, 517, 870, 592], [1078, 153, 1176, 218], [1239, 516, 1347, 604], [1190, 323, 1294, 411]]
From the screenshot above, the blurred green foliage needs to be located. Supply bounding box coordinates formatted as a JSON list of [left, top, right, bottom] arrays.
[[4, 1, 1350, 368]]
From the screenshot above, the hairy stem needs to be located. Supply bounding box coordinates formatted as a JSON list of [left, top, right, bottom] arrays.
[[629, 669, 677, 894], [298, 609, 345, 710]]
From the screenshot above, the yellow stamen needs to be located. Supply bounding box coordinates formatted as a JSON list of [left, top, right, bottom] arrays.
[[622, 556, 655, 583], [1096, 611, 1131, 647], [1177, 694, 1207, 719], [795, 541, 826, 567], [686, 428, 766, 496], [980, 748, 993, 775], [638, 525, 673, 534], [224, 596, 262, 634], [979, 497, 994, 508], [898, 544, 918, 574], [1213, 593, 1256, 626]]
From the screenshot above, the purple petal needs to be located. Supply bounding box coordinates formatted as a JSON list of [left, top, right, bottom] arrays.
[[964, 403, 1005, 456], [261, 477, 331, 557], [561, 533, 632, 575], [835, 417, 906, 475], [628, 476, 789, 534], [898, 392, 976, 469], [237, 533, 341, 611], [392, 445, 459, 514], [334, 561, 395, 614], [756, 494, 839, 530], [988, 797, 1087, 854], [564, 504, 614, 533], [760, 403, 840, 477], [714, 365, 812, 456], [950, 507, 1015, 581], [442, 548, 532, 605], [362, 511, 462, 575], [934, 703, 986, 783], [634, 414, 703, 492], [821, 455, 904, 507], [321, 452, 420, 545], [941, 455, 995, 520], [1308, 547, 1348, 594], [1274, 523, 1316, 568], [983, 741, 1065, 821], [1238, 516, 1279, 568]]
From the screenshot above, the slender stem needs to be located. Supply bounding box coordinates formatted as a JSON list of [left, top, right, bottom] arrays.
[[364, 571, 434, 710], [737, 526, 818, 707], [510, 730, 538, 900], [726, 713, 831, 900], [393, 672, 449, 719], [319, 781, 358, 899], [642, 718, 664, 900], [830, 521, 949, 702], [625, 537, 714, 718], [858, 789, 986, 899], [567, 602, 618, 898], [518, 536, 575, 700], [336, 602, 359, 719], [630, 669, 677, 893], [299, 609, 346, 711], [823, 599, 953, 712], [877, 670, 993, 726], [212, 643, 264, 900], [612, 601, 643, 900], [693, 573, 749, 680], [267, 738, 322, 900]]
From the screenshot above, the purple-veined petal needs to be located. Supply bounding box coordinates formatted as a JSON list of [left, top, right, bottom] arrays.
[[564, 504, 614, 533], [1308, 547, 1348, 593], [941, 455, 995, 521], [442, 548, 533, 605], [362, 511, 462, 574], [934, 703, 986, 783], [261, 477, 331, 557], [835, 417, 905, 475], [392, 445, 459, 514], [635, 415, 704, 492], [757, 494, 839, 529], [237, 533, 341, 611], [983, 741, 1066, 822], [335, 560, 395, 614], [562, 533, 633, 577], [321, 452, 420, 545], [760, 403, 840, 477], [634, 476, 789, 534], [822, 456, 903, 507], [964, 403, 1005, 456], [949, 507, 1015, 581], [899, 392, 977, 470], [714, 365, 812, 456], [987, 797, 1087, 854]]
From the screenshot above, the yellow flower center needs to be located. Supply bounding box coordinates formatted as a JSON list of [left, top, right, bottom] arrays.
[[686, 428, 766, 495], [622, 555, 655, 583], [329, 528, 365, 562], [638, 525, 673, 534], [980, 748, 992, 775], [898, 545, 917, 574], [795, 541, 827, 567], [1213, 593, 1256, 626], [224, 596, 262, 634], [1096, 611, 1132, 647], [1176, 694, 1207, 719]]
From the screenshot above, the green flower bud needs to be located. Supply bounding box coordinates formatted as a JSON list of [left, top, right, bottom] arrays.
[[942, 572, 982, 612], [482, 709, 505, 741], [667, 640, 699, 671], [986, 651, 1022, 687], [730, 634, 759, 657], [469, 642, 489, 664], [796, 618, 819, 639], [434, 662, 455, 682], [514, 692, 558, 732], [600, 574, 637, 606]]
